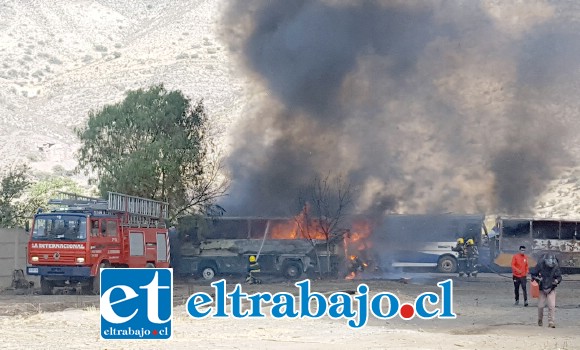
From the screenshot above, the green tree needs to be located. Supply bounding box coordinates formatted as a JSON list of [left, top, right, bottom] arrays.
[[75, 84, 229, 221], [0, 165, 31, 228], [23, 176, 85, 214]]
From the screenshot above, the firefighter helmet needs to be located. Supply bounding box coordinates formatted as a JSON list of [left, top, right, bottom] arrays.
[[466, 239, 474, 246], [249, 255, 257, 263], [457, 238, 464, 245]]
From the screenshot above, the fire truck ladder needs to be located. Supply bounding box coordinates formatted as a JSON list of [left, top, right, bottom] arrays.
[[107, 192, 169, 228]]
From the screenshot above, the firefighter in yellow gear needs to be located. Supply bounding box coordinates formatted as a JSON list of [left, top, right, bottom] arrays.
[[465, 238, 479, 277], [246, 255, 262, 284], [452, 238, 468, 276]]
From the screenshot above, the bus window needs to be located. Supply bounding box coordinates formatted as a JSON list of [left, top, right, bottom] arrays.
[[500, 219, 532, 252], [249, 219, 269, 239], [532, 221, 559, 239], [502, 220, 530, 238], [208, 218, 250, 239], [560, 222, 576, 240], [463, 223, 481, 243]]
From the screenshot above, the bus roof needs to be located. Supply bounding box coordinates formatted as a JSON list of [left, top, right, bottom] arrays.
[[498, 216, 580, 223]]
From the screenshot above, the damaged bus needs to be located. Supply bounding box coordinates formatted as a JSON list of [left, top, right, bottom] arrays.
[[171, 216, 343, 281], [492, 216, 580, 271]]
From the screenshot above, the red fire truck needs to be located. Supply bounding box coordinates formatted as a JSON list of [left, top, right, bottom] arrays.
[[25, 191, 170, 295]]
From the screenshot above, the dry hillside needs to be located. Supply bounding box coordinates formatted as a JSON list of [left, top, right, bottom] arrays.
[[0, 0, 245, 179], [1, 0, 580, 218]]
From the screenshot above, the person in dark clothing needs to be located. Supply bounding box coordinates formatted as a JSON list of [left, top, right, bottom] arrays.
[[531, 253, 562, 328], [452, 238, 467, 276], [465, 238, 479, 277], [348, 255, 366, 275]]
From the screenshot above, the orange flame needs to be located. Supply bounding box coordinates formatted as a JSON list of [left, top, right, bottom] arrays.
[[343, 218, 375, 279], [268, 203, 327, 240], [343, 219, 372, 258]]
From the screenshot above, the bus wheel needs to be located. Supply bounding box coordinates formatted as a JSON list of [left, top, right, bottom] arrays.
[[200, 266, 216, 280], [283, 261, 302, 280], [40, 277, 54, 295], [145, 263, 155, 268], [437, 256, 457, 273]]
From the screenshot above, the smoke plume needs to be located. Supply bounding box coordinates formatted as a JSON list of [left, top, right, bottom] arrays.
[[218, 0, 579, 217]]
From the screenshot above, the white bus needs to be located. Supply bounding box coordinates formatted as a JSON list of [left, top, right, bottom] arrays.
[[371, 214, 485, 273]]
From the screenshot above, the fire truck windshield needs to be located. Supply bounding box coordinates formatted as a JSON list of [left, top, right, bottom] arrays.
[[31, 215, 88, 241]]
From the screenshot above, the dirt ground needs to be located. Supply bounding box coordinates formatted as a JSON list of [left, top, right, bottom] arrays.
[[0, 272, 579, 349]]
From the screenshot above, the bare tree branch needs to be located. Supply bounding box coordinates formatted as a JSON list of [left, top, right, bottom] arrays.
[[295, 172, 354, 277]]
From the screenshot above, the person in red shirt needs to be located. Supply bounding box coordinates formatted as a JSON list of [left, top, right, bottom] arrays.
[[511, 245, 530, 306]]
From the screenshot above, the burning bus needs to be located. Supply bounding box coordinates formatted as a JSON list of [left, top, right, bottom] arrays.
[[171, 215, 344, 281], [343, 214, 486, 275], [170, 212, 491, 281]]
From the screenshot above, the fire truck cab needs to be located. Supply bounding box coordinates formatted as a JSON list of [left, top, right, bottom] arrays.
[[26, 191, 170, 295]]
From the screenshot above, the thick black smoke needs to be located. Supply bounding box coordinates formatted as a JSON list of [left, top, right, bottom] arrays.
[[489, 18, 579, 214], [218, 0, 577, 217]]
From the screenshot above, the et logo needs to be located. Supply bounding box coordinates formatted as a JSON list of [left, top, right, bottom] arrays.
[[100, 268, 173, 340]]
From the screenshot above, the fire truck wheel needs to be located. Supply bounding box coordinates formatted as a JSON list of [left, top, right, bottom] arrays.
[[283, 261, 302, 280], [40, 277, 53, 295], [200, 266, 216, 280], [145, 263, 155, 268], [437, 255, 457, 273]]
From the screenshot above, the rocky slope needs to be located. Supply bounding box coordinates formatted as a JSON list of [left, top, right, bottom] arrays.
[[0, 0, 245, 178], [1, 0, 580, 219]]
